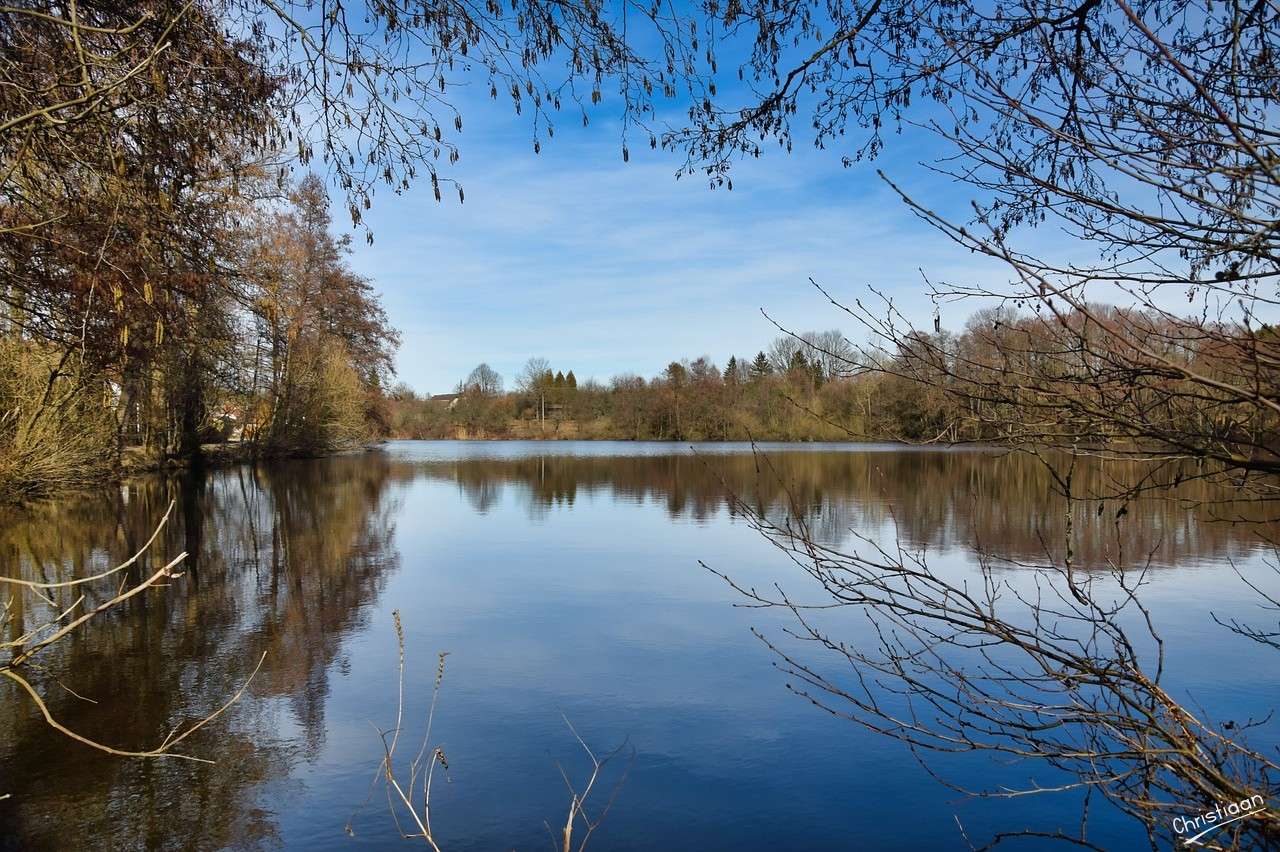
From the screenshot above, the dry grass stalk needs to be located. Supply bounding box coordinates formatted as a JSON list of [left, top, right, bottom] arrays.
[[346, 609, 450, 851], [350, 610, 632, 850], [548, 716, 633, 852]]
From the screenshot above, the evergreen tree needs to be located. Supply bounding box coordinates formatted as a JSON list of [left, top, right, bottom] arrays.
[[750, 351, 773, 378], [566, 370, 578, 389], [724, 356, 738, 383], [809, 357, 825, 389], [554, 370, 565, 387]]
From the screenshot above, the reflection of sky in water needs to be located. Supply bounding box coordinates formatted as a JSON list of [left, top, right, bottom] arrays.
[[0, 441, 1276, 850]]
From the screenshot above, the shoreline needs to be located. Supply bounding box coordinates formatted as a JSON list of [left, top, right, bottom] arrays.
[[119, 441, 386, 476], [10, 438, 1161, 508]]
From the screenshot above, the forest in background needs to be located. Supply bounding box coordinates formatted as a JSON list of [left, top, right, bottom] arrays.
[[387, 333, 953, 442], [387, 300, 1273, 447]]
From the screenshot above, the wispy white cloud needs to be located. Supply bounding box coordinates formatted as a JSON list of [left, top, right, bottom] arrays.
[[344, 100, 1010, 392]]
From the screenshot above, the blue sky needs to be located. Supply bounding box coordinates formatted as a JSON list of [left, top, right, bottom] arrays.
[[338, 86, 1011, 395], [302, 3, 1267, 397]]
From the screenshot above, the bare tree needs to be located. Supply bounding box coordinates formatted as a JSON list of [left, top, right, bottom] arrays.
[[660, 0, 1276, 476], [766, 335, 807, 375], [517, 357, 552, 394], [803, 329, 856, 382], [0, 0, 712, 233], [461, 362, 503, 397]]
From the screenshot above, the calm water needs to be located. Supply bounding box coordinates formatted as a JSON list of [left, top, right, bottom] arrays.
[[1, 441, 1277, 850]]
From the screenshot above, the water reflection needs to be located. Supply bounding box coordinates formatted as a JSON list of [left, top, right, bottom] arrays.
[[0, 455, 400, 851], [402, 446, 1273, 569], [0, 443, 1273, 850]]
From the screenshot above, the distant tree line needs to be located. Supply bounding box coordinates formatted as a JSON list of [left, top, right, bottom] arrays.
[[378, 321, 1057, 442]]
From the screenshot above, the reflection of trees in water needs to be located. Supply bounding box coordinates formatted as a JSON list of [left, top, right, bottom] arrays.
[[0, 448, 1272, 850], [0, 454, 401, 852], [407, 450, 1276, 569]]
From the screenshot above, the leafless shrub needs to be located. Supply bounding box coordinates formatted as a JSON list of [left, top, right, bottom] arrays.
[[0, 339, 114, 503], [684, 0, 1280, 839]]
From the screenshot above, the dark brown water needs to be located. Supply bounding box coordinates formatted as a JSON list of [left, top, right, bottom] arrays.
[[0, 442, 1275, 850]]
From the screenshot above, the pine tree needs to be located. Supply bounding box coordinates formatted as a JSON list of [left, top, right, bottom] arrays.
[[554, 370, 565, 387], [724, 356, 738, 383], [566, 370, 577, 389], [750, 351, 773, 378]]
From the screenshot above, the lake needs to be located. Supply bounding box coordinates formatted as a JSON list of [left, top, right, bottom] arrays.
[[1, 441, 1277, 850]]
